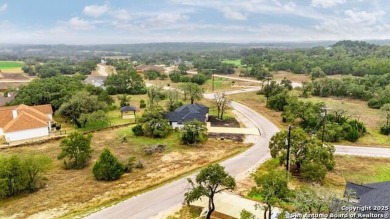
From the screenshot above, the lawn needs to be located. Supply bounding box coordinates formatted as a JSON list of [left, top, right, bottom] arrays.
[[0, 126, 251, 218], [0, 61, 23, 70], [222, 59, 242, 67]]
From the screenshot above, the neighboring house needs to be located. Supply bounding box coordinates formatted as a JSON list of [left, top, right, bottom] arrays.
[[344, 181, 390, 215], [0, 92, 16, 106], [165, 103, 209, 129], [84, 75, 107, 88], [0, 104, 53, 142], [135, 64, 165, 74]]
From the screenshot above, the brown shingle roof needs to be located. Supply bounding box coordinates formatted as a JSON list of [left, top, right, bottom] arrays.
[[3, 111, 48, 132], [0, 104, 52, 132]]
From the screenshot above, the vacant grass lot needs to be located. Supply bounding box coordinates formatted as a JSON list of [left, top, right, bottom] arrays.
[[249, 156, 390, 198], [0, 126, 250, 218], [0, 61, 23, 70], [222, 59, 242, 67], [230, 91, 389, 147], [301, 96, 389, 147]]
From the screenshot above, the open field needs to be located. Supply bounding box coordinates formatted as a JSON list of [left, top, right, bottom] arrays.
[[301, 96, 389, 147], [272, 71, 310, 83], [0, 126, 250, 218], [230, 91, 389, 147], [0, 61, 23, 70], [329, 156, 390, 186], [222, 59, 242, 67], [247, 156, 390, 199]]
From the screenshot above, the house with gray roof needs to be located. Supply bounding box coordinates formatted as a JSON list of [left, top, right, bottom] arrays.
[[344, 181, 390, 217], [165, 103, 209, 128]]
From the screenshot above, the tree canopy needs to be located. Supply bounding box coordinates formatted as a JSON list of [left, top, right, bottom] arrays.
[[185, 164, 235, 219]]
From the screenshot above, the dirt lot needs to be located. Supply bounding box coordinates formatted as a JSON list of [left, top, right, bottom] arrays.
[[0, 127, 250, 218], [272, 71, 311, 83]]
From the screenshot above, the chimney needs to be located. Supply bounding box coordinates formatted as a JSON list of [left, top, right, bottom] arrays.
[[12, 109, 17, 119]]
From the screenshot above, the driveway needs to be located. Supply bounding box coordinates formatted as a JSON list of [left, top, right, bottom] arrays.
[[207, 122, 260, 135]]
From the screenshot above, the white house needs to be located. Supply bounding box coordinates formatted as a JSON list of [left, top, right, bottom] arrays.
[[0, 104, 53, 142], [164, 103, 209, 129]]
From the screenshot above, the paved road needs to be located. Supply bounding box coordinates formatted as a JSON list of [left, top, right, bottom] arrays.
[[335, 145, 390, 157], [85, 101, 279, 219], [187, 70, 302, 88]]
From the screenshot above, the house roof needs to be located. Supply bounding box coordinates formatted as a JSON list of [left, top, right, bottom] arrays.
[[84, 75, 106, 87], [120, 106, 137, 112], [345, 181, 390, 211], [165, 103, 209, 123], [0, 104, 52, 132]]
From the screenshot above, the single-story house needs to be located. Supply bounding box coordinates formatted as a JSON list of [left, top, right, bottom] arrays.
[[135, 64, 165, 74], [83, 75, 107, 88], [0, 104, 53, 142], [344, 181, 390, 215], [165, 103, 209, 129]]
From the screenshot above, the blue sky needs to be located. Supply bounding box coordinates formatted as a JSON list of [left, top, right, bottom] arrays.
[[0, 0, 389, 44]]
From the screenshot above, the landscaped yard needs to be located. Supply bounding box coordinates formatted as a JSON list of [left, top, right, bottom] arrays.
[[0, 126, 251, 218]]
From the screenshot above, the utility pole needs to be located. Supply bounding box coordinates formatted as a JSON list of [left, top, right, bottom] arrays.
[[321, 108, 327, 145], [204, 69, 216, 92], [286, 125, 292, 172], [265, 76, 272, 104]]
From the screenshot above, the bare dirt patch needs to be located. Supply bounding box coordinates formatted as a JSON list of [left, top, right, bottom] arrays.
[[0, 72, 30, 81], [0, 127, 250, 218], [272, 71, 310, 83]]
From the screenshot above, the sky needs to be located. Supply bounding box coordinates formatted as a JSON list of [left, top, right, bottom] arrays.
[[0, 0, 389, 44]]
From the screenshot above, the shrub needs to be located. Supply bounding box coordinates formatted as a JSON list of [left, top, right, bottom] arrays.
[[124, 156, 136, 173], [0, 155, 51, 199], [132, 124, 144, 136], [191, 74, 207, 85], [58, 132, 93, 169], [368, 98, 382, 109], [135, 160, 145, 169], [301, 162, 327, 182], [93, 149, 124, 181], [181, 120, 208, 145], [380, 124, 390, 135], [180, 75, 191, 82], [139, 99, 146, 109]]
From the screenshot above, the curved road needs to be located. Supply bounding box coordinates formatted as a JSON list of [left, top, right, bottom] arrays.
[[86, 101, 279, 219], [86, 87, 390, 219]]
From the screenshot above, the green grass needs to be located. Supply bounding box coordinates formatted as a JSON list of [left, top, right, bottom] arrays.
[[0, 61, 23, 70], [116, 127, 182, 153], [333, 156, 390, 185], [222, 59, 242, 67]]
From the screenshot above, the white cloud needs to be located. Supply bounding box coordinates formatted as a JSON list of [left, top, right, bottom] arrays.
[[344, 9, 384, 25], [147, 13, 188, 27], [83, 4, 109, 17], [0, 3, 8, 12], [221, 7, 247, 20], [67, 17, 95, 30], [111, 9, 132, 21], [311, 0, 346, 8]]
